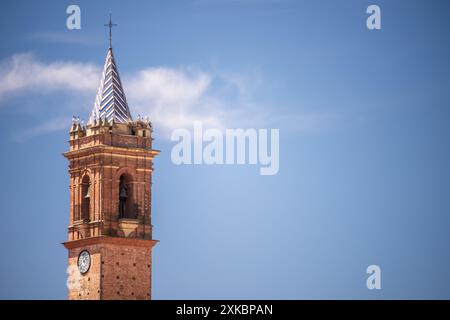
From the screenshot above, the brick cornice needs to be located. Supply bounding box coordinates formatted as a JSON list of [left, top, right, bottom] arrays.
[[63, 145, 160, 159], [62, 236, 158, 249]]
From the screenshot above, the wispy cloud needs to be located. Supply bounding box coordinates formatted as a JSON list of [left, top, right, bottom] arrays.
[[0, 53, 100, 99], [0, 52, 338, 142], [13, 116, 71, 143], [0, 53, 268, 140], [125, 67, 222, 133], [124, 67, 263, 136]]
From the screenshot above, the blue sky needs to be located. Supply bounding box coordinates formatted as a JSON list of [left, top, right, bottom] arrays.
[[1, 0, 450, 299]]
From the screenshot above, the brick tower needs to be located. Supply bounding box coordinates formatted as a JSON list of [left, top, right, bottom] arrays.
[[63, 18, 159, 300]]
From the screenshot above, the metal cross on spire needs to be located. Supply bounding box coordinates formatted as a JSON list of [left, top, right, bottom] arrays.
[[104, 13, 117, 48]]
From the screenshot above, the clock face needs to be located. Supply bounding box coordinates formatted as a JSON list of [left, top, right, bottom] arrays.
[[77, 250, 91, 274]]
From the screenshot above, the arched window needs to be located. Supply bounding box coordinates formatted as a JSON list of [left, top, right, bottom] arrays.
[[81, 175, 91, 221], [118, 174, 136, 219]]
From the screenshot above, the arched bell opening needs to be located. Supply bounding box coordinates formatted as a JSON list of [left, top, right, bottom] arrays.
[[80, 175, 91, 221], [118, 174, 137, 219]]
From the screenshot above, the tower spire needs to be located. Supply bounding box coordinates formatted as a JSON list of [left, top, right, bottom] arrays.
[[89, 14, 132, 125], [104, 13, 117, 48]]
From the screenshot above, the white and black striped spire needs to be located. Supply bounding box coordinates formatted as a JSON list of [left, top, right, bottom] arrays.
[[89, 15, 132, 124]]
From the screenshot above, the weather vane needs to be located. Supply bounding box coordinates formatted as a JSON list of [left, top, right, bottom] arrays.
[[104, 13, 117, 48]]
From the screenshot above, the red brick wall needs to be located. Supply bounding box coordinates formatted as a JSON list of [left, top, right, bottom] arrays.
[[64, 122, 159, 300], [67, 241, 153, 300]]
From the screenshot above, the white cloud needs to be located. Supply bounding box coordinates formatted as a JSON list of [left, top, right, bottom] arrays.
[[0, 53, 100, 99], [0, 53, 338, 142], [127, 68, 210, 106], [125, 67, 225, 134], [0, 53, 265, 140]]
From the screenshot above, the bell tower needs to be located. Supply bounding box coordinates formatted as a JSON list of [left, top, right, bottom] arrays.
[[63, 17, 159, 300]]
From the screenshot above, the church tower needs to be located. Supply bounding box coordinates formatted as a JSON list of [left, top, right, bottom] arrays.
[[63, 16, 159, 300]]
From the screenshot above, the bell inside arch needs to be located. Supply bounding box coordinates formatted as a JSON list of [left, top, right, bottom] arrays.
[[120, 185, 127, 199], [85, 184, 91, 198]]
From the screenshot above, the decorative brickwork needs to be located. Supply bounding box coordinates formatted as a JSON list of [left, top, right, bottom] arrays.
[[63, 48, 159, 300], [64, 237, 157, 300]]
